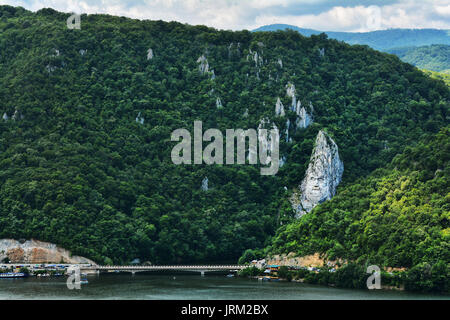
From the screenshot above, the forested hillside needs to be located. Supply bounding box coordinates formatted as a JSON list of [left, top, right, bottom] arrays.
[[422, 69, 450, 87], [387, 45, 450, 73], [254, 25, 450, 51], [263, 128, 449, 292], [0, 5, 448, 272], [267, 128, 449, 266]]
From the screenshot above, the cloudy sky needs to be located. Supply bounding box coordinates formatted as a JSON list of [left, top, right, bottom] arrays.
[[1, 0, 449, 31]]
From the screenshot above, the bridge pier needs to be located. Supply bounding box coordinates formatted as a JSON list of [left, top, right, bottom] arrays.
[[200, 271, 205, 277]]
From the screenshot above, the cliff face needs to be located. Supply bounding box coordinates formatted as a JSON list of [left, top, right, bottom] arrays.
[[0, 239, 96, 264], [292, 130, 344, 217]]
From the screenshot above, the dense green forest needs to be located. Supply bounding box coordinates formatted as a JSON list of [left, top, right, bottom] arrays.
[[388, 45, 450, 73], [255, 25, 450, 75], [0, 5, 448, 285]]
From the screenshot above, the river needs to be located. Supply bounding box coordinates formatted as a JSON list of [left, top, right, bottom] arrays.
[[0, 274, 448, 300]]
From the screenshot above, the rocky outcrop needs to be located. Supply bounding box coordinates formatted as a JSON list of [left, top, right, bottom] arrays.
[[147, 48, 154, 60], [286, 83, 296, 111], [3, 109, 24, 121], [0, 239, 96, 264], [292, 130, 344, 217], [275, 97, 285, 117], [197, 55, 209, 74], [216, 97, 223, 109], [50, 48, 60, 57], [45, 64, 57, 73], [256, 118, 279, 164], [277, 58, 283, 68], [318, 48, 325, 57], [12, 109, 23, 121], [228, 42, 241, 58], [136, 112, 144, 124], [285, 118, 290, 142], [266, 252, 344, 268], [247, 50, 263, 68], [295, 103, 313, 129], [201, 177, 209, 191]]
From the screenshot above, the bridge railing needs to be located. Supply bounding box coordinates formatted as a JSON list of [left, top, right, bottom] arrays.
[[83, 265, 246, 270]]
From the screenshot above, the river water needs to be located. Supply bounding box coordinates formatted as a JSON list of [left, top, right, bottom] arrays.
[[0, 274, 448, 300]]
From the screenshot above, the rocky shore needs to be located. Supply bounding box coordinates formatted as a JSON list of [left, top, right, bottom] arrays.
[[0, 239, 95, 264]]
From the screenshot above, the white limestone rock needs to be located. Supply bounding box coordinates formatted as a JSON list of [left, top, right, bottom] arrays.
[[295, 104, 313, 129], [46, 64, 57, 73], [197, 55, 209, 74], [11, 109, 20, 121], [279, 155, 286, 167], [257, 118, 279, 165], [216, 97, 223, 109], [293, 130, 344, 217], [201, 177, 209, 191], [285, 119, 290, 142], [247, 50, 263, 67], [277, 58, 283, 68], [50, 48, 60, 57], [275, 98, 285, 117], [286, 83, 297, 111], [318, 48, 325, 57], [147, 48, 154, 60], [136, 112, 144, 124], [227, 42, 241, 58]]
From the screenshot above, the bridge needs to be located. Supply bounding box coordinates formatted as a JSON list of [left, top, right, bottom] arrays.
[[81, 264, 247, 275]]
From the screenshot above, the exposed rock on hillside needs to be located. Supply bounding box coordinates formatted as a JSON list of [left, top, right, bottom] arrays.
[[147, 48, 154, 60], [136, 112, 144, 124], [201, 177, 209, 191], [292, 130, 344, 217], [216, 97, 223, 109], [197, 55, 209, 74], [275, 97, 285, 117], [295, 104, 313, 129], [286, 82, 296, 111], [0, 239, 96, 264], [277, 58, 283, 68]]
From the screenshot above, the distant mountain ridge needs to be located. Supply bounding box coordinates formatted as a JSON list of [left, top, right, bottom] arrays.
[[253, 24, 450, 51]]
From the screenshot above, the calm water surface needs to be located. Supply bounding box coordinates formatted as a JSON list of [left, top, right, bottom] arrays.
[[0, 274, 448, 300]]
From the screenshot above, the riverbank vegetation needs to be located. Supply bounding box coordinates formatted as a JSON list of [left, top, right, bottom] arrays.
[[239, 262, 448, 293]]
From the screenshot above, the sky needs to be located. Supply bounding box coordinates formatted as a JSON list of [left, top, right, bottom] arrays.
[[1, 0, 449, 32]]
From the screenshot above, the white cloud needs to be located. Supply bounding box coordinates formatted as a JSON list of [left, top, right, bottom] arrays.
[[253, 1, 450, 31], [0, 0, 449, 31]]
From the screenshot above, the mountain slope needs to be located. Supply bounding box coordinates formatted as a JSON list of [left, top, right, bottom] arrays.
[[266, 127, 449, 292], [0, 6, 448, 267], [253, 24, 450, 51], [387, 45, 450, 73]]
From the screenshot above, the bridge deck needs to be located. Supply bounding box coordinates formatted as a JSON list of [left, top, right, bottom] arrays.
[[83, 265, 246, 271]]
